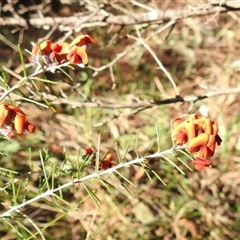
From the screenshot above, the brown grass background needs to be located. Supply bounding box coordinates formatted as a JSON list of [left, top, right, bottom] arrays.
[[0, 0, 240, 239]]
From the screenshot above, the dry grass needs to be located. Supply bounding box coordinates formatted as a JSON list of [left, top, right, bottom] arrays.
[[0, 0, 240, 239]]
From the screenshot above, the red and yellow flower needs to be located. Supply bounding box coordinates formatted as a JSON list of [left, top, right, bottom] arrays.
[[69, 35, 94, 49], [67, 45, 89, 66], [171, 114, 222, 170], [29, 35, 94, 68], [99, 153, 116, 170], [0, 103, 35, 137], [84, 147, 116, 170]]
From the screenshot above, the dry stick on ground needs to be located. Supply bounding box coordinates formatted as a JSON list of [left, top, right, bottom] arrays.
[[0, 62, 70, 103], [89, 19, 176, 77], [127, 32, 179, 96], [0, 2, 240, 29], [1, 1, 238, 103], [38, 87, 240, 109]]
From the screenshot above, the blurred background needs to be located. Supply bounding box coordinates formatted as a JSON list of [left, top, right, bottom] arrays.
[[0, 0, 240, 239]]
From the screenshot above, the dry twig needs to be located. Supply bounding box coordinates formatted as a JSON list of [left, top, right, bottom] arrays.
[[0, 2, 240, 29]]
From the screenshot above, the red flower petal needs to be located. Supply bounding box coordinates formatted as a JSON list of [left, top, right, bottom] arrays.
[[85, 147, 94, 155], [67, 46, 88, 65], [25, 122, 36, 133], [171, 122, 187, 140], [59, 42, 69, 55], [4, 104, 25, 114], [187, 133, 209, 152], [50, 42, 61, 52], [104, 153, 113, 162], [31, 45, 39, 56], [202, 119, 213, 135], [14, 114, 26, 136], [70, 35, 94, 47], [185, 122, 196, 140], [173, 117, 185, 127], [173, 132, 188, 146], [195, 145, 214, 159], [193, 157, 211, 170], [39, 40, 52, 51], [0, 105, 9, 127]]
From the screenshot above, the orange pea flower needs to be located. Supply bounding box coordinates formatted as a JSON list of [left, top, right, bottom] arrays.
[[32, 40, 52, 56], [30, 40, 69, 65], [84, 148, 116, 170], [0, 103, 35, 137], [100, 153, 116, 170], [171, 114, 222, 170], [67, 45, 89, 66], [195, 145, 214, 159], [48, 42, 70, 64], [29, 40, 53, 65], [85, 147, 95, 156], [67, 35, 93, 66], [69, 35, 94, 49], [172, 131, 189, 146], [58, 42, 69, 60], [49, 42, 63, 62], [187, 133, 209, 152], [29, 35, 93, 68]]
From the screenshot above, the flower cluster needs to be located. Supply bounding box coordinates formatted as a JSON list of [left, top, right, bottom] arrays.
[[29, 35, 94, 69], [84, 147, 116, 170], [171, 114, 222, 170], [0, 103, 35, 138]]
